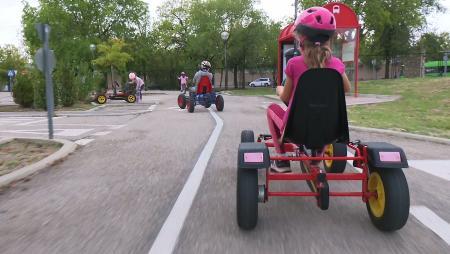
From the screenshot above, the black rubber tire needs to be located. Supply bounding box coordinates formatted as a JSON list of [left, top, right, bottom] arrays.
[[366, 168, 410, 231], [187, 95, 195, 113], [237, 129, 258, 230], [215, 95, 224, 111], [323, 142, 347, 173], [241, 130, 254, 143], [178, 94, 186, 109], [237, 166, 258, 230], [317, 181, 329, 210]]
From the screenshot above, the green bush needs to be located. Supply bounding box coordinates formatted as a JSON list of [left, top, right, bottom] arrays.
[[12, 70, 34, 107], [55, 65, 76, 107], [33, 70, 47, 109]]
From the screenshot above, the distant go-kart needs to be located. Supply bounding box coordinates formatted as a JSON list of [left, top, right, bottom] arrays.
[[95, 82, 136, 104], [177, 76, 224, 113]]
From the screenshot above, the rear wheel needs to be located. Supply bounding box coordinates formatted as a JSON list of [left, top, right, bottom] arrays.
[[366, 168, 410, 231], [323, 143, 347, 173], [215, 95, 224, 111], [237, 130, 258, 230], [177, 94, 186, 109], [187, 94, 195, 113], [96, 95, 106, 104], [126, 94, 136, 103]]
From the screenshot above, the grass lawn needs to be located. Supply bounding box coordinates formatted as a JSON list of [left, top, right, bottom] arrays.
[[226, 87, 275, 96], [0, 139, 62, 177], [348, 77, 450, 139]]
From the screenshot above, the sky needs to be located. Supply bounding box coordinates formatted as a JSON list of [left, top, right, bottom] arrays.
[[0, 0, 450, 47]]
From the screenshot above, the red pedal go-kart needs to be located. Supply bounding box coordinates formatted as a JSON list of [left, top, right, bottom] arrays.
[[177, 76, 224, 113], [95, 82, 137, 104], [237, 69, 410, 231]]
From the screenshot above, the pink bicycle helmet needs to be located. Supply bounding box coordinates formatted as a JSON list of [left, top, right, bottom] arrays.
[[294, 7, 336, 43], [129, 72, 136, 80]]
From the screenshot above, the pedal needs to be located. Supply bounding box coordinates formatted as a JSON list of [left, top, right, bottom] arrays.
[[258, 134, 272, 141]]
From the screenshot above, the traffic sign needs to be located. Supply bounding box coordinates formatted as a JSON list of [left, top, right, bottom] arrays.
[[34, 48, 56, 72], [7, 70, 15, 77]]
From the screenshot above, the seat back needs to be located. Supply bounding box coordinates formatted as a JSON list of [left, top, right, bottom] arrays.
[[197, 76, 212, 94], [283, 68, 349, 149]]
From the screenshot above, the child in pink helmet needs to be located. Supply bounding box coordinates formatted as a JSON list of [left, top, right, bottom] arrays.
[[129, 72, 144, 103], [268, 7, 351, 172], [178, 72, 189, 94]]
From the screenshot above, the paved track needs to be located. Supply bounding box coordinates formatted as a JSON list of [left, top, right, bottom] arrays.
[[0, 92, 449, 254]]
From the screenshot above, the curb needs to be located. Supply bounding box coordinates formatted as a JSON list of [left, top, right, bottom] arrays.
[[349, 126, 450, 146], [0, 138, 77, 188]]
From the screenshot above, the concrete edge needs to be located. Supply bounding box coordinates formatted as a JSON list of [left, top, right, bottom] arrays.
[[349, 125, 450, 146], [0, 138, 77, 188]]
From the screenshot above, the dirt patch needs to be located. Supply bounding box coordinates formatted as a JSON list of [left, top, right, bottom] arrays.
[[0, 139, 62, 177]]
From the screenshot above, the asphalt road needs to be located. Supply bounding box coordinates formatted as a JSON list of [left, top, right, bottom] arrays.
[[0, 92, 449, 254]]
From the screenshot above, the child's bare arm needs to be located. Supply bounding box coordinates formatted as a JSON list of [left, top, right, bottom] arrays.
[[341, 73, 351, 93], [278, 76, 293, 104]]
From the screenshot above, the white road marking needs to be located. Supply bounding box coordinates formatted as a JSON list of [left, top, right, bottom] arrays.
[[148, 109, 223, 254], [75, 139, 94, 146], [410, 206, 450, 245], [408, 160, 450, 181], [110, 124, 126, 130], [0, 128, 93, 136], [148, 104, 157, 111], [16, 116, 65, 126], [55, 129, 94, 136], [92, 131, 111, 136]]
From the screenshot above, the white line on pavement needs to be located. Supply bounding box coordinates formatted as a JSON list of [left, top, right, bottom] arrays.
[[75, 139, 94, 146], [408, 160, 450, 181], [148, 109, 224, 254], [148, 104, 157, 111], [16, 116, 65, 126], [410, 206, 450, 245], [92, 131, 111, 136]]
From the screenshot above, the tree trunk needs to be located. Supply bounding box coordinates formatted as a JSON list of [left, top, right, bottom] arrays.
[[233, 65, 238, 89], [241, 65, 245, 89], [384, 58, 390, 79]]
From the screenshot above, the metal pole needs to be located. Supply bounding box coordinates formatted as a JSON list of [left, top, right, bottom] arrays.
[[224, 40, 228, 90], [295, 0, 298, 20], [444, 53, 448, 76], [8, 76, 11, 92], [43, 24, 54, 139]]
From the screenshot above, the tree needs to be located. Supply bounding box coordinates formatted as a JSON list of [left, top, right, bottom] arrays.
[[93, 39, 132, 90], [0, 45, 27, 86], [299, 0, 442, 78], [416, 32, 450, 61], [21, 0, 149, 100]]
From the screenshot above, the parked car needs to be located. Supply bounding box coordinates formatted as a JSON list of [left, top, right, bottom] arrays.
[[248, 78, 271, 87]]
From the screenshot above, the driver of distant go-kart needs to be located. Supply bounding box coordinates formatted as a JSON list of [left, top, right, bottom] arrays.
[[191, 60, 213, 92], [129, 72, 145, 103]]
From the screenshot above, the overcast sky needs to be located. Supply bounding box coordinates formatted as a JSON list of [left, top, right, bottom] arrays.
[[1, 0, 450, 47]]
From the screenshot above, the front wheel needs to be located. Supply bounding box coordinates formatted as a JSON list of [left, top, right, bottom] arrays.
[[366, 168, 410, 231], [215, 95, 224, 111]]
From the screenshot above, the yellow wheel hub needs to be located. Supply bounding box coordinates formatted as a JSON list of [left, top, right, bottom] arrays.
[[128, 95, 136, 103], [97, 96, 106, 104], [324, 144, 334, 168], [368, 172, 386, 218]]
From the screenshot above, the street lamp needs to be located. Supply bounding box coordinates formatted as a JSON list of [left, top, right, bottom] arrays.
[[221, 31, 229, 90], [89, 44, 96, 78]]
